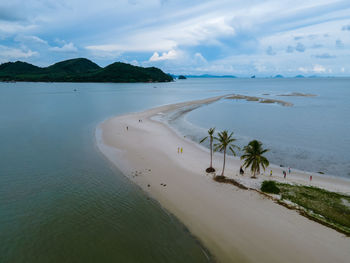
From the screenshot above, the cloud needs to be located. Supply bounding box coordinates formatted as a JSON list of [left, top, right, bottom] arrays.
[[313, 64, 326, 73], [266, 46, 276, 56], [295, 42, 306, 52], [49, 42, 77, 52], [1, 0, 350, 75], [311, 43, 323, 49], [342, 24, 350, 31], [294, 36, 303, 40], [335, 39, 344, 48], [149, 49, 177, 61], [298, 67, 308, 73], [15, 35, 48, 45], [0, 8, 23, 22], [0, 45, 37, 60], [286, 45, 294, 53], [313, 53, 336, 59], [194, 52, 207, 64]]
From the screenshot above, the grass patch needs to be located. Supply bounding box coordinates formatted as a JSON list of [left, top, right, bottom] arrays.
[[261, 180, 280, 194], [276, 182, 350, 235]]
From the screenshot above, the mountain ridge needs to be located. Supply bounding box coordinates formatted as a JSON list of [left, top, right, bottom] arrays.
[[0, 58, 173, 83]]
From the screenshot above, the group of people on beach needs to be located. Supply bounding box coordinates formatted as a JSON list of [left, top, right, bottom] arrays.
[[177, 147, 183, 154], [126, 119, 143, 131]]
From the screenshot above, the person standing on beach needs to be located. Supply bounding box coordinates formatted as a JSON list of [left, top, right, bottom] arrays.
[[181, 147, 183, 154], [283, 171, 286, 179], [270, 170, 272, 176], [177, 147, 179, 154], [240, 166, 244, 175], [126, 126, 128, 131], [288, 167, 291, 174], [310, 175, 312, 182]]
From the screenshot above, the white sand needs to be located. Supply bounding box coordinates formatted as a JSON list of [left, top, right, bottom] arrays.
[[96, 96, 350, 263]]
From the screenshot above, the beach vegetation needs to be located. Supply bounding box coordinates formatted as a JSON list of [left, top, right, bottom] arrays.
[[200, 127, 216, 173], [276, 183, 350, 235], [261, 180, 280, 194], [214, 130, 239, 176], [241, 140, 269, 178]]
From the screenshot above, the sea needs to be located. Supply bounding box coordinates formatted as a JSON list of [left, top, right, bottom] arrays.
[[0, 78, 349, 262]]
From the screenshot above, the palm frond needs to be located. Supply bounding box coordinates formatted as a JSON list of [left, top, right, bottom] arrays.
[[199, 136, 208, 144]]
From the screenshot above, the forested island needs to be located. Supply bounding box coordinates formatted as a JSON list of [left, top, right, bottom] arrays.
[[0, 58, 173, 83]]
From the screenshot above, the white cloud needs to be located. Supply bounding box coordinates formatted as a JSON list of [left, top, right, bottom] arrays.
[[0, 45, 37, 60], [49, 42, 77, 52], [0, 21, 36, 34], [15, 35, 48, 45], [298, 67, 308, 73], [194, 52, 207, 64], [313, 64, 326, 73], [149, 49, 177, 61]]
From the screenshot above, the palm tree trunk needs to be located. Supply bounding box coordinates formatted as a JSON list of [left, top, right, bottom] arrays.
[[210, 138, 213, 168], [222, 148, 226, 176]]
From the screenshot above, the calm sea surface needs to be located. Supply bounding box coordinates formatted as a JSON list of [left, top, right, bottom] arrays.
[[0, 82, 215, 263], [0, 78, 349, 262]]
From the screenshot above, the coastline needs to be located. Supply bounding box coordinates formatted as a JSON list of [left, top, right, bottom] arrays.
[[96, 95, 350, 263]]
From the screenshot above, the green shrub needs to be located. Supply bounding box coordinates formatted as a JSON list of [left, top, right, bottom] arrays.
[[261, 180, 280, 194]]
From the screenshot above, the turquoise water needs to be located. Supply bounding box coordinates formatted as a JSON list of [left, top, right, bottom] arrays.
[[166, 78, 350, 178], [1, 78, 349, 263]]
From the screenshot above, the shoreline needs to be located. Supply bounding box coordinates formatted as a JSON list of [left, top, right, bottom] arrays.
[[96, 95, 350, 262], [160, 99, 350, 182]]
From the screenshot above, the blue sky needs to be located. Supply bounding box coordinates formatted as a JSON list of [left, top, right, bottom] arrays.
[[1, 0, 350, 76]]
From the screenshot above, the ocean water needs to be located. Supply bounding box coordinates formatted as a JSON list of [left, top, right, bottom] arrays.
[[165, 78, 350, 178], [0, 82, 216, 263], [0, 78, 349, 262]]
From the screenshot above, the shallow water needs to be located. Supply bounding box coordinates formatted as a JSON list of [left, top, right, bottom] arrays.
[[164, 78, 350, 178]]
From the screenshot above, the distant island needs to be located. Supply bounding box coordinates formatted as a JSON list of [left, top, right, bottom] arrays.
[[0, 58, 173, 83], [178, 75, 187, 79], [182, 74, 236, 78]]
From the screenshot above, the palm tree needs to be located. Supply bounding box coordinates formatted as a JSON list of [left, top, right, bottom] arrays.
[[214, 130, 239, 177], [241, 140, 269, 178], [200, 128, 216, 173]]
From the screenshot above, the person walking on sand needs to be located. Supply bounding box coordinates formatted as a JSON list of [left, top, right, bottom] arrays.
[[126, 126, 128, 131], [288, 167, 291, 174], [310, 175, 312, 182], [270, 170, 272, 176], [283, 170, 286, 179], [181, 147, 183, 154], [177, 147, 179, 154]]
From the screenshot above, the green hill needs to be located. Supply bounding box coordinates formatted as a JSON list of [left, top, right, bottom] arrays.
[[0, 58, 173, 83], [46, 58, 101, 74], [0, 61, 42, 75]]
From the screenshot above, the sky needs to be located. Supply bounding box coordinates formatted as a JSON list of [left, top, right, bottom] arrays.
[[1, 0, 350, 76]]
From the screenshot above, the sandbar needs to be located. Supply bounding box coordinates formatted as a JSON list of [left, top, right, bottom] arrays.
[[96, 95, 350, 263]]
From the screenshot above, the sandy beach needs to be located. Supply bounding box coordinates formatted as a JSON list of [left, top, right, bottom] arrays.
[[96, 96, 350, 263]]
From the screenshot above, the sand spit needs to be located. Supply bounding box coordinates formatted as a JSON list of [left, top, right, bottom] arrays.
[[226, 94, 293, 107], [278, 92, 317, 97], [97, 95, 350, 263]]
